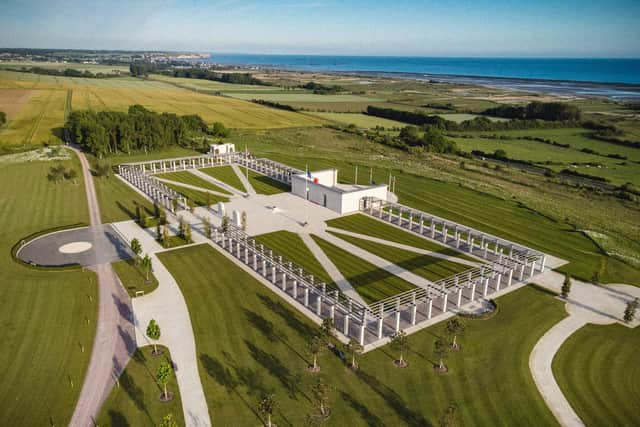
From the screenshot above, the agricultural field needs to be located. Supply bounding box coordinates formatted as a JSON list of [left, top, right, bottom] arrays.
[[0, 158, 98, 427], [225, 127, 640, 285], [227, 91, 383, 103], [154, 170, 232, 195], [437, 113, 508, 123], [158, 243, 565, 426], [306, 112, 407, 128], [311, 234, 416, 303], [150, 74, 285, 93], [199, 165, 247, 192], [97, 346, 184, 426], [552, 323, 640, 427], [254, 231, 334, 287], [328, 231, 471, 283], [0, 61, 131, 74]]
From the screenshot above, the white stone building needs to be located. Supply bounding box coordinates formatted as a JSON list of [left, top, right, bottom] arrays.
[[291, 169, 387, 214], [208, 143, 236, 155]]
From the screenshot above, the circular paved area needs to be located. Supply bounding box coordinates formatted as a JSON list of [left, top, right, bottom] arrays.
[[17, 224, 133, 267]]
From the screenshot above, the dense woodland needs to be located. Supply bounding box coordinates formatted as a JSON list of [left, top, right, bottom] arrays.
[[482, 102, 581, 121], [161, 67, 268, 85], [65, 105, 223, 156], [300, 81, 344, 94]]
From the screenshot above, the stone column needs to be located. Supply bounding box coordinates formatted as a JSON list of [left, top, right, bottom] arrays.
[[292, 280, 298, 298], [427, 299, 433, 319], [394, 310, 401, 333], [483, 278, 489, 297], [431, 221, 436, 238], [468, 238, 474, 253], [540, 255, 547, 272], [316, 295, 322, 316], [271, 265, 277, 283], [344, 313, 350, 335], [508, 269, 513, 286], [330, 304, 335, 320], [411, 304, 417, 325], [359, 320, 366, 346], [442, 293, 448, 312], [496, 273, 502, 291], [519, 263, 525, 281], [281, 273, 287, 291], [304, 287, 309, 307], [457, 288, 463, 307], [471, 281, 476, 302]]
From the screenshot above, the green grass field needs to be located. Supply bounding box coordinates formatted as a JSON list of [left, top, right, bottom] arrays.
[[438, 113, 508, 123], [327, 214, 477, 261], [199, 165, 247, 192], [163, 182, 229, 206], [0, 158, 98, 426], [94, 175, 157, 223], [247, 169, 290, 195], [112, 259, 159, 297], [328, 231, 471, 283], [311, 234, 416, 303], [150, 74, 280, 93], [158, 244, 564, 426], [254, 230, 334, 287], [305, 112, 407, 128], [227, 92, 383, 103], [552, 323, 640, 427], [154, 170, 231, 194], [97, 345, 184, 427]]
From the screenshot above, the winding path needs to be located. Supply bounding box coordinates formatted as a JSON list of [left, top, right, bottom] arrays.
[[530, 270, 640, 427], [69, 147, 136, 426]]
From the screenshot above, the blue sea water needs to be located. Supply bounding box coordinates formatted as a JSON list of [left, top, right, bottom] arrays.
[[206, 54, 640, 85]]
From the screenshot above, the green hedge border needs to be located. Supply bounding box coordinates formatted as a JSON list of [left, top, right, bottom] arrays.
[[11, 222, 89, 271]]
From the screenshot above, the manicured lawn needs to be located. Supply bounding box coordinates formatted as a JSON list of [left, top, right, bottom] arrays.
[[254, 230, 334, 287], [328, 231, 471, 282], [97, 345, 184, 427], [158, 244, 565, 426], [327, 213, 477, 261], [247, 169, 290, 195], [163, 182, 229, 206], [112, 259, 159, 297], [154, 170, 231, 195], [200, 165, 247, 193], [552, 323, 640, 427], [311, 234, 416, 303], [94, 175, 156, 223], [0, 158, 98, 426]]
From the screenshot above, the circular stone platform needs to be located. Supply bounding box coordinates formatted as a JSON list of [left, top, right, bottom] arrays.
[[16, 224, 133, 267], [59, 241, 93, 254]]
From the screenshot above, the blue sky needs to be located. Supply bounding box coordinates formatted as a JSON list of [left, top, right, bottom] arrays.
[[1, 0, 639, 57]]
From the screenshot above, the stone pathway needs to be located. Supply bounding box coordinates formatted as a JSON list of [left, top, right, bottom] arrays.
[[231, 163, 256, 195], [113, 220, 212, 427], [69, 147, 136, 427], [530, 270, 640, 427], [298, 232, 367, 305], [325, 227, 481, 268]]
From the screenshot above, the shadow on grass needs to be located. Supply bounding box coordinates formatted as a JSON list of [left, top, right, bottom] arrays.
[[257, 294, 316, 339], [251, 174, 290, 193], [244, 340, 304, 400], [339, 390, 385, 427], [116, 201, 136, 221], [356, 370, 431, 427], [243, 309, 308, 364], [108, 409, 130, 427]]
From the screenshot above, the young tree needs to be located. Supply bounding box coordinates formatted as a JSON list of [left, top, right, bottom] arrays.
[[434, 336, 450, 372], [561, 273, 572, 298], [345, 338, 364, 369], [241, 211, 247, 231], [184, 223, 192, 243], [205, 191, 212, 208], [311, 377, 331, 418], [136, 205, 144, 225], [258, 394, 277, 427], [203, 216, 212, 239], [439, 403, 458, 427], [623, 298, 638, 323], [156, 223, 162, 241], [159, 414, 178, 427], [171, 198, 178, 213], [178, 216, 186, 238], [221, 214, 230, 233], [154, 203, 160, 219], [445, 318, 466, 350], [146, 319, 161, 355], [162, 225, 170, 248], [156, 362, 173, 400], [308, 335, 325, 372], [390, 330, 409, 367], [319, 317, 335, 345], [130, 238, 142, 265], [141, 254, 153, 281], [187, 197, 195, 213], [159, 207, 167, 225]]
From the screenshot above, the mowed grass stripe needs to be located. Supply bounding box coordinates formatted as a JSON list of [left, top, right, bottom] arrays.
[[254, 231, 334, 288], [552, 323, 640, 427], [154, 170, 232, 195], [327, 213, 477, 261], [328, 231, 470, 282], [246, 169, 290, 195], [162, 182, 229, 206], [200, 165, 247, 193], [310, 234, 416, 303], [94, 174, 156, 223], [158, 244, 564, 426]]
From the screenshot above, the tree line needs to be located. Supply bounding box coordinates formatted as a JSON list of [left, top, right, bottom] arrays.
[[162, 68, 269, 85], [7, 66, 120, 79], [300, 81, 344, 94], [65, 105, 226, 157], [0, 111, 6, 126], [481, 101, 581, 121], [366, 105, 579, 132]]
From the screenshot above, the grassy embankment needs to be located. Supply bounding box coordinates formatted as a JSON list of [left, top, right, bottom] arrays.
[[112, 259, 159, 297], [158, 243, 564, 426], [97, 346, 185, 427], [0, 158, 98, 426], [552, 323, 640, 427]]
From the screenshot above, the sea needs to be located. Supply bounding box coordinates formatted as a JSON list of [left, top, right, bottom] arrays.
[[204, 54, 640, 99]]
